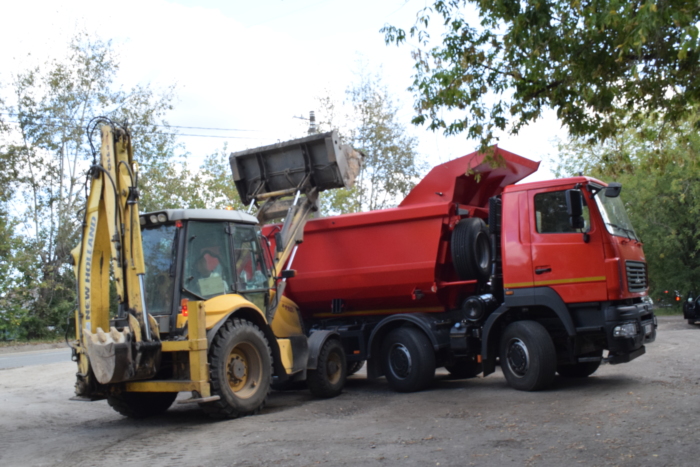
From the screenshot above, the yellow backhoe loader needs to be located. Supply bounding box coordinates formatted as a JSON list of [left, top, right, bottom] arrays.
[[70, 119, 360, 418]]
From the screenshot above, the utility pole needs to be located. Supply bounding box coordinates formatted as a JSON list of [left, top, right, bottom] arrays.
[[308, 111, 317, 135], [293, 111, 318, 135]]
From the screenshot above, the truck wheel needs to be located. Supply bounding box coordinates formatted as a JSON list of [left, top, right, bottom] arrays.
[[107, 392, 177, 419], [381, 327, 435, 392], [347, 360, 365, 376], [201, 318, 272, 419], [452, 218, 491, 281], [445, 356, 481, 379], [307, 338, 347, 398], [557, 360, 601, 378], [499, 321, 556, 391]]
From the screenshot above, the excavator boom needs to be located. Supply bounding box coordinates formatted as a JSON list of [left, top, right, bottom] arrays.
[[72, 121, 159, 391]]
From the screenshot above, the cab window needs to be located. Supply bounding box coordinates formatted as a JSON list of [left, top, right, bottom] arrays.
[[233, 225, 268, 291], [183, 221, 234, 299], [535, 190, 590, 234]]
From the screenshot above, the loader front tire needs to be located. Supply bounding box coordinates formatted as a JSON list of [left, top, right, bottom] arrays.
[[201, 318, 272, 419], [307, 338, 346, 398], [107, 391, 177, 419]]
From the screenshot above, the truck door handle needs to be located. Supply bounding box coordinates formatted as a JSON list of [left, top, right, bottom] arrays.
[[535, 268, 552, 275]]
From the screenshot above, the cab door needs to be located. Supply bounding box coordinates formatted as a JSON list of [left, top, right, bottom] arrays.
[[232, 224, 270, 313], [528, 186, 607, 304]]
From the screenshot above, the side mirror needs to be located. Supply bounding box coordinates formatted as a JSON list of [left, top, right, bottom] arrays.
[[605, 182, 622, 198], [565, 189, 585, 229], [280, 269, 296, 279]]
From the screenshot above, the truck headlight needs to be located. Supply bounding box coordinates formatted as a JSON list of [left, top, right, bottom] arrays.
[[462, 294, 496, 322], [613, 323, 638, 338]]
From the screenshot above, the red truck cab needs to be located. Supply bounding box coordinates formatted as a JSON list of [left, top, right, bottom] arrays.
[[490, 178, 655, 380]]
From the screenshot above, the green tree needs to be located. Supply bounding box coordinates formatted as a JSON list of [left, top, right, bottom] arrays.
[[195, 145, 246, 211], [555, 112, 700, 300], [383, 0, 700, 149], [317, 73, 424, 214], [138, 144, 246, 213], [0, 34, 180, 337]]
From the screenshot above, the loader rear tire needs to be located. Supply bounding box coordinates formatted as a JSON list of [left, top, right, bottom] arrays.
[[107, 392, 177, 419], [201, 318, 272, 419]]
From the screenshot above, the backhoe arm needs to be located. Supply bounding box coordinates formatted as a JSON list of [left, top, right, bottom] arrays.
[[72, 122, 160, 394]]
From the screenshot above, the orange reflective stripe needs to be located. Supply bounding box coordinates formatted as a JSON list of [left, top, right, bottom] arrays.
[[505, 276, 606, 288]]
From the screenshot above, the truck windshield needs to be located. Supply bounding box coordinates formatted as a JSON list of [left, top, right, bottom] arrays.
[[595, 191, 638, 241], [142, 224, 178, 315]]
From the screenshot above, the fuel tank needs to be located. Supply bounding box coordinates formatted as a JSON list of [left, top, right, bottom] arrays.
[[264, 147, 539, 320]]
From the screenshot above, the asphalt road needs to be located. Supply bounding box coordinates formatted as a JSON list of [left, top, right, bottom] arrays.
[[1, 316, 699, 467], [0, 348, 72, 369]]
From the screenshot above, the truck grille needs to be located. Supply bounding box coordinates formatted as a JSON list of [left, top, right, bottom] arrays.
[[626, 261, 647, 292]]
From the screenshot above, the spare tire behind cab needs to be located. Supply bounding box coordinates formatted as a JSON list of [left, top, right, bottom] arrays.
[[451, 217, 491, 282]]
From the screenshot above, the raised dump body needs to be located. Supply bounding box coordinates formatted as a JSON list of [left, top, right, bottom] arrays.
[[265, 147, 539, 319]]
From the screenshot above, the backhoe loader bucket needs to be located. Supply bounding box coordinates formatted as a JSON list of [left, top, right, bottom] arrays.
[[230, 131, 362, 206], [83, 314, 161, 385]]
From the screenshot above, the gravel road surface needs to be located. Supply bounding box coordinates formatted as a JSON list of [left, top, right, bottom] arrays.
[[1, 316, 698, 467]]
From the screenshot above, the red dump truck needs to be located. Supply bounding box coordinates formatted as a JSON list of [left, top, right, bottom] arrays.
[[245, 146, 657, 392]]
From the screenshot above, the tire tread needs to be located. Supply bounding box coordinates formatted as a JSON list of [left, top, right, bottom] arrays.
[[307, 338, 346, 398], [200, 318, 272, 419], [500, 320, 556, 391]]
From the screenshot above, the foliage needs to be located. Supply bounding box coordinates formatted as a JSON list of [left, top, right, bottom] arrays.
[[383, 0, 700, 150], [555, 112, 700, 300], [0, 34, 180, 338], [317, 73, 424, 214], [194, 145, 246, 211]]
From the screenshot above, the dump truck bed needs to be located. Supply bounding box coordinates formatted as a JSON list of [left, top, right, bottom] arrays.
[[264, 147, 539, 319]]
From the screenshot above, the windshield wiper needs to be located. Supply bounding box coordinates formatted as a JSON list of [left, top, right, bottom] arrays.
[[606, 222, 637, 241]]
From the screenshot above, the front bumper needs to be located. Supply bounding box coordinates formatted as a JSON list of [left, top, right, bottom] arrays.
[[683, 303, 700, 320], [604, 302, 656, 363]]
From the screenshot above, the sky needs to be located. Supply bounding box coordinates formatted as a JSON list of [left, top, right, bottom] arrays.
[[0, 0, 564, 182]]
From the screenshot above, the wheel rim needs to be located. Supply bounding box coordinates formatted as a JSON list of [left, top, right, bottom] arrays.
[[505, 338, 529, 378], [388, 343, 412, 379], [326, 350, 343, 385], [226, 342, 263, 399]]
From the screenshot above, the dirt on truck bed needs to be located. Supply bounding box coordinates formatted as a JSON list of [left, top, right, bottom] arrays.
[[1, 316, 699, 467]]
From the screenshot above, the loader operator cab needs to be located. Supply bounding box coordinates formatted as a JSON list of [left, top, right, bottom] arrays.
[[139, 209, 269, 332]]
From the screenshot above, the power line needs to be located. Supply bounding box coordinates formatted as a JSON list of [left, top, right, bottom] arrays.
[[142, 132, 277, 140], [0, 112, 263, 134], [168, 124, 262, 132], [1, 115, 280, 140]]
